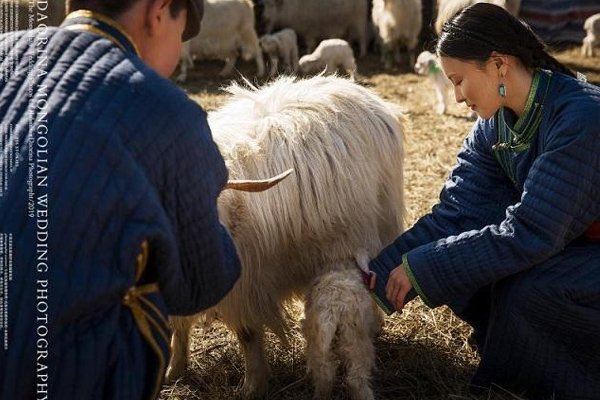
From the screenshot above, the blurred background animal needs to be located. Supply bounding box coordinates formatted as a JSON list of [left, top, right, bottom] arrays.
[[372, 0, 423, 70], [299, 39, 358, 80], [261, 0, 369, 57], [582, 13, 600, 57], [259, 28, 299, 76], [414, 50, 450, 114], [176, 0, 265, 82]]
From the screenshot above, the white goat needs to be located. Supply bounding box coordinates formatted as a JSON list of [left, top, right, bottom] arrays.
[[262, 0, 369, 57], [166, 75, 405, 398], [372, 0, 423, 70], [259, 28, 299, 77], [176, 0, 265, 82], [435, 0, 521, 34], [303, 265, 384, 400], [582, 13, 600, 58], [299, 39, 358, 80]]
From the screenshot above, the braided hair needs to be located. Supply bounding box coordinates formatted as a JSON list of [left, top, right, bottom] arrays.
[[436, 3, 575, 78]]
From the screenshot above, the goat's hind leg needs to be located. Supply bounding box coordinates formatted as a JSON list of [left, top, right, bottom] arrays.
[[165, 315, 195, 383], [236, 327, 270, 399]]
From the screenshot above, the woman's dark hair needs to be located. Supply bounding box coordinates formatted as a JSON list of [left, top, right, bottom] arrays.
[[67, 0, 188, 21], [436, 3, 575, 77]]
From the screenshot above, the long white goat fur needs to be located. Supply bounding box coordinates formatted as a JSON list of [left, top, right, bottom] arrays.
[[210, 75, 405, 338], [303, 267, 384, 400]]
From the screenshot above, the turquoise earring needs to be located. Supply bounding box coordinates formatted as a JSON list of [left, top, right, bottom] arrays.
[[499, 83, 507, 97]]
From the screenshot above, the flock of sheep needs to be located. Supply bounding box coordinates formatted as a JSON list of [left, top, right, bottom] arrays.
[[176, 0, 524, 83]]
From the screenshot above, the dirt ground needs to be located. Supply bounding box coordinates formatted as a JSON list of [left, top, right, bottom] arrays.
[[160, 48, 600, 400]]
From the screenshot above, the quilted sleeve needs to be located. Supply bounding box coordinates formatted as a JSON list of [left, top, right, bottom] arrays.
[[369, 119, 516, 288], [158, 107, 241, 315], [404, 104, 600, 308]]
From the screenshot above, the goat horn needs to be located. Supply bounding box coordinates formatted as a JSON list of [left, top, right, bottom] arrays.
[[224, 168, 294, 192]]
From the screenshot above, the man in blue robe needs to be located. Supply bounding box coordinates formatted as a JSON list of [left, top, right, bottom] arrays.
[[0, 0, 240, 399]]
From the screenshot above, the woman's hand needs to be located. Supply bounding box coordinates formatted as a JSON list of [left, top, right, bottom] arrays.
[[385, 265, 413, 312]]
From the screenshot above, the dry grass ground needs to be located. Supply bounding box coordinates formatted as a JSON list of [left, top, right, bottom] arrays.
[[160, 47, 599, 400]]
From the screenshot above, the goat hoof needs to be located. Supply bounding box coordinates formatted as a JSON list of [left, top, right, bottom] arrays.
[[164, 364, 185, 384], [240, 379, 268, 399]]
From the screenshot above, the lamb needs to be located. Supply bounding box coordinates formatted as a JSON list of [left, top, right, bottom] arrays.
[[414, 50, 478, 120], [176, 0, 265, 82], [299, 39, 358, 81], [166, 75, 405, 398], [414, 50, 451, 114], [371, 0, 423, 70], [262, 0, 369, 57], [303, 264, 384, 400], [582, 13, 600, 58], [259, 28, 299, 77], [435, 0, 521, 35]]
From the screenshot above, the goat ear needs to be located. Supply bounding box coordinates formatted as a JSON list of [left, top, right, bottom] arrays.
[[224, 168, 294, 192]]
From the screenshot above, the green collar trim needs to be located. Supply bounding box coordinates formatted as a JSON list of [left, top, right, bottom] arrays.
[[514, 70, 541, 132], [492, 69, 553, 183], [402, 253, 434, 308]]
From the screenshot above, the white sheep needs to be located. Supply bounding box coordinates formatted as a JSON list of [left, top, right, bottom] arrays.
[[414, 50, 478, 120], [262, 0, 369, 57], [582, 13, 600, 58], [303, 265, 384, 400], [166, 75, 405, 398], [299, 39, 358, 80], [259, 28, 299, 77], [414, 50, 451, 114], [176, 0, 265, 82], [371, 0, 423, 70], [435, 0, 521, 35]]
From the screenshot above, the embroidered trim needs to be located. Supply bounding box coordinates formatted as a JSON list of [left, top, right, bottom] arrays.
[[64, 10, 141, 56], [64, 24, 127, 52], [492, 69, 553, 183], [514, 71, 541, 132], [402, 253, 434, 308], [122, 239, 169, 400], [368, 292, 395, 316]]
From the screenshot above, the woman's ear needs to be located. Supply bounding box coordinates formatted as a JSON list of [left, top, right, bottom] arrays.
[[490, 51, 509, 77]]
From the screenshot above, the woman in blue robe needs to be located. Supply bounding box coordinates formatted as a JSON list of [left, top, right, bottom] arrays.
[[369, 3, 600, 399], [0, 0, 240, 399]]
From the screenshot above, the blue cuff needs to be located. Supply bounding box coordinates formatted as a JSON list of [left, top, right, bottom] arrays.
[[402, 253, 434, 308]]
